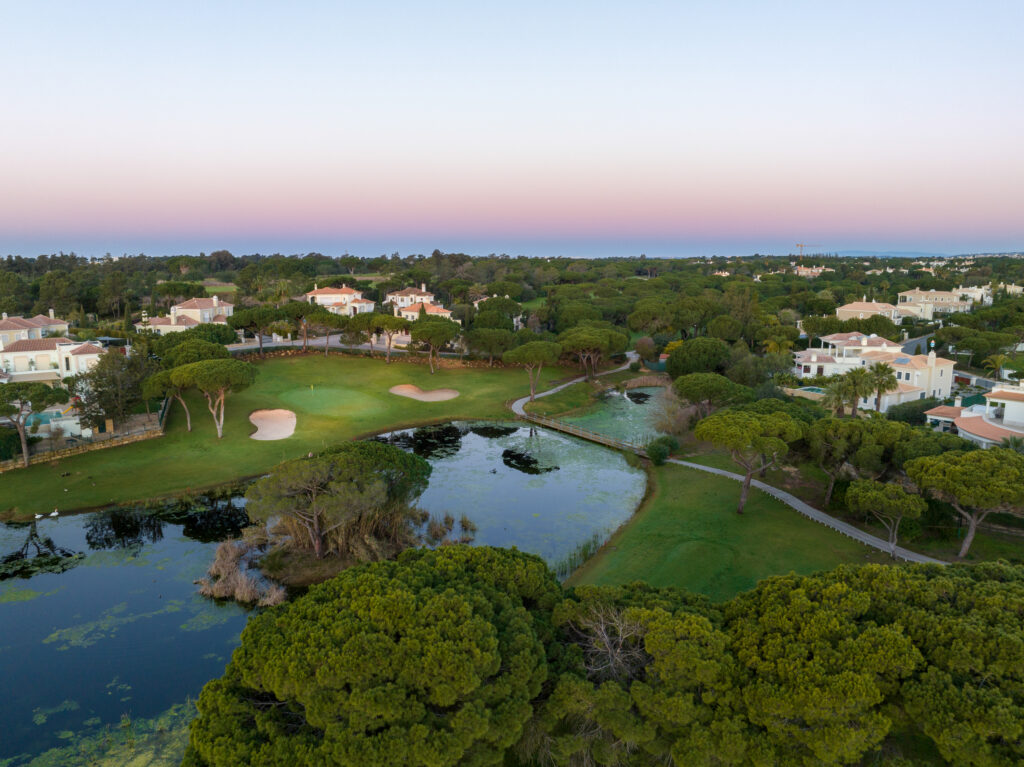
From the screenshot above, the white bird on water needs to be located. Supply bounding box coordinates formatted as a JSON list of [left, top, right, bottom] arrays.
[[34, 514, 43, 519], [50, 509, 59, 517]]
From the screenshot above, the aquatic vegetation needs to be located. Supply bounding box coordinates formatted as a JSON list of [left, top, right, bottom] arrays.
[[42, 600, 186, 650]]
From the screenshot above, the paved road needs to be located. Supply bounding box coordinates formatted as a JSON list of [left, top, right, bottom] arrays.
[[902, 333, 934, 354], [509, 352, 639, 416]]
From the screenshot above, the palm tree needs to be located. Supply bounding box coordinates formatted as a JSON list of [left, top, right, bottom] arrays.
[[1000, 436, 1024, 454], [866, 362, 898, 413], [983, 353, 1011, 381], [843, 367, 875, 417], [822, 380, 847, 417], [764, 337, 794, 355]]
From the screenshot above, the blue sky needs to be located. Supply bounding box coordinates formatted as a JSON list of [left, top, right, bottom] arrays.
[[2, 1, 1022, 258]]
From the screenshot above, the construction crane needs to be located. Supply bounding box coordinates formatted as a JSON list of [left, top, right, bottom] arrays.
[[795, 243, 822, 260]]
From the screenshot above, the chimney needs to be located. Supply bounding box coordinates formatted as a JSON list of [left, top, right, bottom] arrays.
[[421, 283, 427, 292], [314, 283, 318, 290], [927, 351, 936, 367], [1, 312, 6, 320], [213, 295, 219, 307], [954, 396, 963, 407], [170, 306, 177, 322], [49, 308, 55, 319]]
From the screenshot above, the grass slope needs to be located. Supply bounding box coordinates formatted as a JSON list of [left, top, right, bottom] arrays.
[[1, 354, 568, 520], [570, 463, 889, 602]]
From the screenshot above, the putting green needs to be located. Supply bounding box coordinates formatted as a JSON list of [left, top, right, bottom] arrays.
[[277, 386, 387, 417]]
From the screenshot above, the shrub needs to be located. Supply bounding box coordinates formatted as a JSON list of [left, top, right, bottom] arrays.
[[628, 361, 641, 372], [646, 435, 677, 465], [886, 397, 941, 425]]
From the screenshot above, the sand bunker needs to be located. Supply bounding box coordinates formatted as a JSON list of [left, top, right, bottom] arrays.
[[389, 384, 460, 402], [249, 409, 297, 440]]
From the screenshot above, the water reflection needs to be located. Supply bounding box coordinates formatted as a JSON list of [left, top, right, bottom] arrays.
[[0, 521, 84, 580], [501, 448, 559, 475], [0, 503, 250, 764], [376, 421, 646, 565]]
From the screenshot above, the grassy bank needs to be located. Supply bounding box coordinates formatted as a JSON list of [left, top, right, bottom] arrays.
[[1, 354, 570, 520], [569, 463, 890, 602]]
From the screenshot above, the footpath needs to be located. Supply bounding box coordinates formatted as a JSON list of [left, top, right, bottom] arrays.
[[510, 356, 945, 566]]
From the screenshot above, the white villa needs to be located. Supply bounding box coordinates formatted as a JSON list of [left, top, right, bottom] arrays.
[[793, 332, 955, 412], [0, 310, 70, 351], [385, 284, 436, 309], [396, 302, 456, 322], [926, 384, 1024, 448], [0, 337, 105, 384], [135, 296, 234, 336], [304, 284, 375, 317]]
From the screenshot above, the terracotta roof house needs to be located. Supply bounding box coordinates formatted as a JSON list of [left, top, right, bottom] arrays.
[[134, 295, 233, 336], [397, 302, 456, 322], [835, 300, 900, 322], [926, 385, 1024, 448], [304, 284, 375, 317], [385, 284, 435, 309], [0, 309, 70, 351], [0, 337, 104, 384]]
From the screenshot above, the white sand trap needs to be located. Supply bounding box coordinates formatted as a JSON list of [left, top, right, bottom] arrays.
[[389, 384, 460, 402], [249, 409, 297, 440]]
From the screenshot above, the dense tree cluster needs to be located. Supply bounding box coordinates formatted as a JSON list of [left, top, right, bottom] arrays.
[[185, 548, 1024, 767]]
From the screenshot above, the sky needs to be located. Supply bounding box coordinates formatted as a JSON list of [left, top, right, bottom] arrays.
[[2, 1, 1023, 259]]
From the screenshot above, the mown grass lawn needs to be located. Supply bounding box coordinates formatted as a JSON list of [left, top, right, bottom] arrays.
[[569, 463, 890, 602], [1, 354, 571, 520]]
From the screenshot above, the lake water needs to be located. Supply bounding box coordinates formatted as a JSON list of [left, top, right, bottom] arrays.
[[374, 421, 647, 568], [0, 422, 646, 765], [0, 502, 251, 765], [562, 386, 668, 445]]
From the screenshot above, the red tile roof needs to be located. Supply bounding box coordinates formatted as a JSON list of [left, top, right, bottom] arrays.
[[0, 338, 63, 352], [954, 415, 1024, 442], [143, 315, 198, 326], [70, 343, 104, 356], [174, 298, 233, 310], [387, 287, 433, 298], [986, 389, 1024, 403], [400, 302, 451, 315], [306, 286, 358, 296], [924, 405, 964, 419]]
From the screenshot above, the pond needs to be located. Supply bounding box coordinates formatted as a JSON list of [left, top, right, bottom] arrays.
[[562, 386, 669, 445], [1, 421, 645, 765], [373, 421, 647, 572], [0, 502, 251, 766]]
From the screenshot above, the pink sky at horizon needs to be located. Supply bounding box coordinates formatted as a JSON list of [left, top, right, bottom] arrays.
[[2, 2, 1023, 258]]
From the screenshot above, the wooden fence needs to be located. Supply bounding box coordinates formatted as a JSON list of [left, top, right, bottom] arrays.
[[0, 400, 169, 474], [622, 375, 671, 389], [520, 412, 648, 457]]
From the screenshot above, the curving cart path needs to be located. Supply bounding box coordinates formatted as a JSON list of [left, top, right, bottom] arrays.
[[510, 354, 945, 566]]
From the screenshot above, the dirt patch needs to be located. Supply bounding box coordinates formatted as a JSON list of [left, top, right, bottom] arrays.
[[388, 384, 460, 402], [249, 409, 297, 440]]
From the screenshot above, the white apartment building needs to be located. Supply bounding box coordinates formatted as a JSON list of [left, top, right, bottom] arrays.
[[895, 288, 974, 320]]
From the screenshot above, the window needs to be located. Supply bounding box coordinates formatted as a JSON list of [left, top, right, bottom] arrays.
[[64, 358, 70, 371]]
